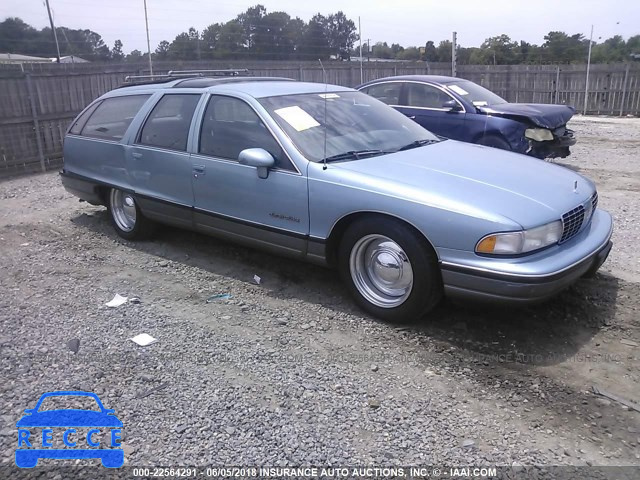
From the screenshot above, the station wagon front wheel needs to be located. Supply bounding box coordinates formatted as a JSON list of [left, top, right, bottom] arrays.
[[108, 188, 156, 240], [338, 217, 442, 323]]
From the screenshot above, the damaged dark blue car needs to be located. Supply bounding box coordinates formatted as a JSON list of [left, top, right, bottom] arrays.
[[357, 75, 576, 159]]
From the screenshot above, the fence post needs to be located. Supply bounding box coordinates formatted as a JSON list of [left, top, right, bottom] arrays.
[[299, 65, 303, 82], [555, 65, 560, 103], [619, 63, 630, 117], [25, 72, 46, 173]]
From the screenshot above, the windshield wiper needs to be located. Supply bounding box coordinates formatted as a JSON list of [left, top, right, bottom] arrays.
[[396, 139, 439, 151], [323, 149, 388, 162]]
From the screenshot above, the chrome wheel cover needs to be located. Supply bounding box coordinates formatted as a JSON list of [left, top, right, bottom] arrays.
[[349, 234, 414, 308], [110, 189, 137, 232]]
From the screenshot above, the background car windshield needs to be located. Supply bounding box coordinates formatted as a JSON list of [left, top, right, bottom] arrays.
[[259, 91, 439, 162], [446, 81, 507, 107]]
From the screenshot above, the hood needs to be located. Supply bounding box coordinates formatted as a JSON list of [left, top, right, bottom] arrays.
[[334, 140, 594, 229], [17, 410, 123, 427], [478, 103, 575, 129]]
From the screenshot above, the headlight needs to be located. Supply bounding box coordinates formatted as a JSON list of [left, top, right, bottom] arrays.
[[524, 128, 554, 142], [476, 221, 562, 255]]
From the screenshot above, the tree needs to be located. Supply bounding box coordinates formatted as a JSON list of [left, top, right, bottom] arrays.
[[372, 42, 393, 59], [480, 34, 519, 64], [324, 11, 357, 59], [254, 11, 295, 59], [155, 40, 170, 60], [201, 24, 222, 58], [436, 40, 452, 63], [591, 35, 626, 63], [542, 31, 587, 63], [397, 47, 420, 61], [167, 27, 200, 60], [217, 20, 246, 58], [111, 39, 124, 61], [235, 4, 265, 50], [126, 49, 143, 62], [422, 40, 438, 62], [299, 13, 330, 60], [0, 17, 41, 55]]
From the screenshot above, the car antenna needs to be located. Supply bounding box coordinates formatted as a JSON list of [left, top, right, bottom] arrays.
[[318, 59, 328, 171]]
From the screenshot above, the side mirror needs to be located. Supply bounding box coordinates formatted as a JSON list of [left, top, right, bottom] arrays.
[[442, 100, 462, 112], [238, 148, 275, 179]]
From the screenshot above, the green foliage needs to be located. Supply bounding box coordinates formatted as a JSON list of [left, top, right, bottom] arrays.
[[2, 13, 638, 64], [0, 17, 111, 61], [111, 39, 124, 61]]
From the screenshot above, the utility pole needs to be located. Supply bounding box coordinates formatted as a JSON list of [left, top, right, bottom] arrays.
[[144, 0, 153, 75], [358, 17, 363, 84], [451, 31, 457, 77], [583, 24, 594, 115], [44, 0, 61, 63]]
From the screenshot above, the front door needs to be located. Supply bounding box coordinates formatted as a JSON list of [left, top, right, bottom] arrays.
[[396, 82, 466, 140], [191, 95, 309, 257]]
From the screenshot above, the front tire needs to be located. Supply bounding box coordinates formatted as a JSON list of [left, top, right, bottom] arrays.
[[108, 188, 155, 240], [338, 216, 442, 323]]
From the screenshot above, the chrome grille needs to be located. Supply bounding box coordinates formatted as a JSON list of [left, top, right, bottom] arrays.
[[561, 206, 585, 243], [560, 192, 598, 243]]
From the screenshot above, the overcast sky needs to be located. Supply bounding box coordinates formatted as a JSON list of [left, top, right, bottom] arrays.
[[2, 0, 638, 54]]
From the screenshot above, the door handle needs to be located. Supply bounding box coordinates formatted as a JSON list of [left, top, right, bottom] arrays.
[[406, 115, 416, 119], [193, 165, 205, 178], [131, 152, 143, 159]]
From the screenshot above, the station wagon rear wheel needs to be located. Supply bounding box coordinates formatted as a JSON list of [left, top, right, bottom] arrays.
[[338, 217, 442, 323], [108, 188, 156, 240]]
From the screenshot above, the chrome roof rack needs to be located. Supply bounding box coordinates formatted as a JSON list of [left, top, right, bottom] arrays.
[[122, 69, 250, 85]]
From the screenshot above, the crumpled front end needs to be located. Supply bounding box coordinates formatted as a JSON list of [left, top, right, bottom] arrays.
[[527, 125, 577, 159]]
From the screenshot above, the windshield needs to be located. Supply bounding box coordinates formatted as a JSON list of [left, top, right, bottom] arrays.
[[445, 81, 507, 107], [259, 91, 440, 162]]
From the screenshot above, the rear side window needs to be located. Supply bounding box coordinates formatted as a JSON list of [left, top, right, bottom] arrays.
[[69, 101, 101, 135], [138, 94, 201, 151], [363, 83, 402, 105], [81, 95, 150, 141]]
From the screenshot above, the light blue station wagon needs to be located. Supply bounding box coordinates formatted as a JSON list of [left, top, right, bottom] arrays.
[[61, 73, 613, 322]]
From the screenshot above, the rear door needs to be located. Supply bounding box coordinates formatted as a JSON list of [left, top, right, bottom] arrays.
[[127, 93, 202, 228], [396, 82, 467, 140]]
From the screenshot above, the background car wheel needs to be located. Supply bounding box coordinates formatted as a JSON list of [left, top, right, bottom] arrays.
[[338, 216, 442, 323], [108, 188, 156, 240], [477, 134, 511, 151]]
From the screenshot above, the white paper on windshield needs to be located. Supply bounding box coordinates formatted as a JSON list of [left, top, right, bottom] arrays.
[[473, 100, 488, 106], [274, 106, 320, 131], [448, 84, 469, 96], [318, 93, 340, 99]]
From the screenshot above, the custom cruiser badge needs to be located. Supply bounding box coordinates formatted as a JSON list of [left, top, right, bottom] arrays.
[[269, 212, 301, 223]]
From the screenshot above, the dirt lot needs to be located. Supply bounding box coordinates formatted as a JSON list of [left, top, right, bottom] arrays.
[[0, 116, 639, 472]]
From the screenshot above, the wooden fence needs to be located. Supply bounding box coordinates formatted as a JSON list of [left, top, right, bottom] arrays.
[[0, 60, 638, 177]]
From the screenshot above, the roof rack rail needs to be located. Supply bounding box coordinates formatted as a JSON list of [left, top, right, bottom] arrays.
[[123, 69, 250, 85]]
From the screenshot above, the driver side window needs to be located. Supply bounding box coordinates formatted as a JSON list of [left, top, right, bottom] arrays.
[[199, 96, 294, 171]]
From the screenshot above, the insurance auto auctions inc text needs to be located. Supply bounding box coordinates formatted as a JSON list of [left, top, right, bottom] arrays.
[[207, 466, 498, 478]]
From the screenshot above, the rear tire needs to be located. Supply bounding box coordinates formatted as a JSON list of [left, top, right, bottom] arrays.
[[338, 216, 442, 323], [477, 134, 511, 151], [108, 188, 156, 240]]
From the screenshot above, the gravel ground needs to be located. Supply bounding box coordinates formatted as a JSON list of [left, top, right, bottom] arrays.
[[1, 117, 639, 472]]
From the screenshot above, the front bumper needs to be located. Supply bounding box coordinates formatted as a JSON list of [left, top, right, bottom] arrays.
[[439, 209, 612, 304], [529, 128, 576, 159]]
